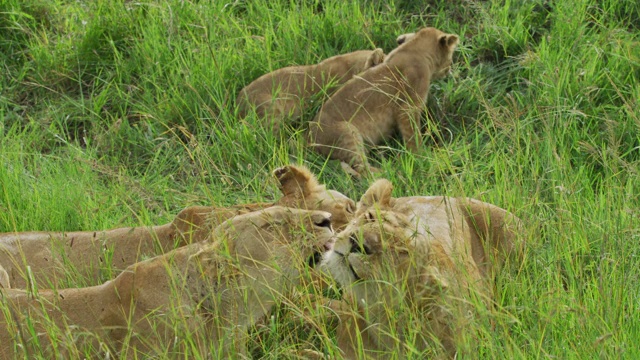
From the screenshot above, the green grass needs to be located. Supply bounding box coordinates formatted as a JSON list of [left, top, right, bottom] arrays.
[[1, 0, 639, 358]]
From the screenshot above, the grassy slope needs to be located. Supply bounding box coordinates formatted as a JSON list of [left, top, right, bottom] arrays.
[[1, 0, 639, 358]]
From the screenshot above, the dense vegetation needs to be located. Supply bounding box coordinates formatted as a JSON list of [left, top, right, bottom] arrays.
[[1, 0, 638, 358]]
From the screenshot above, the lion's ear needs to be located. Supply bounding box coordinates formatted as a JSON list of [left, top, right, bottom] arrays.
[[365, 48, 385, 68], [439, 34, 459, 48], [396, 33, 415, 45], [273, 165, 320, 197], [359, 179, 393, 210]]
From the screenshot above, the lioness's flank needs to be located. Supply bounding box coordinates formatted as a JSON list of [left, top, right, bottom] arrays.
[[0, 206, 334, 358], [237, 49, 385, 134], [321, 179, 523, 358], [308, 27, 459, 176], [0, 164, 354, 288]]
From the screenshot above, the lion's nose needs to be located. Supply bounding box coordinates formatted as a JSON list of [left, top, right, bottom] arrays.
[[323, 239, 334, 251]]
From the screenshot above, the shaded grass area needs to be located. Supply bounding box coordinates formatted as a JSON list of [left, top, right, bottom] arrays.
[[1, 0, 639, 358]]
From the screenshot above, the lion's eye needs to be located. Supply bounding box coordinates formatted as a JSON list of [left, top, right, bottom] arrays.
[[349, 234, 372, 255], [345, 201, 355, 214], [314, 218, 332, 229]]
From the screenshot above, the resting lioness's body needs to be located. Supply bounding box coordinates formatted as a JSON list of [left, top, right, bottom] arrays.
[[309, 28, 459, 176], [321, 179, 523, 358], [237, 49, 385, 133], [0, 206, 334, 358], [0, 165, 354, 288]]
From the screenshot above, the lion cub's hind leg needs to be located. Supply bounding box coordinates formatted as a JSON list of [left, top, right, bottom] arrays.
[[309, 121, 372, 177]]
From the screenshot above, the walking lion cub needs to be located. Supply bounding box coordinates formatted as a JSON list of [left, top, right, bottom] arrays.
[[309, 27, 459, 176], [237, 49, 385, 134], [0, 206, 334, 358]]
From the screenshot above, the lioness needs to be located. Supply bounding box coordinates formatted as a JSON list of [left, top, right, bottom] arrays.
[[237, 49, 385, 134], [308, 27, 459, 176], [0, 206, 334, 358], [321, 179, 523, 358], [0, 164, 355, 288]]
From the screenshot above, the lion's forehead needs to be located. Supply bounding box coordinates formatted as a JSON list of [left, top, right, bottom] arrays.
[[374, 226, 417, 250], [419, 27, 444, 37], [313, 191, 354, 226], [222, 207, 331, 233], [237, 223, 333, 245], [263, 206, 320, 216], [393, 196, 461, 239], [266, 206, 333, 220], [320, 189, 351, 203], [341, 220, 414, 247]]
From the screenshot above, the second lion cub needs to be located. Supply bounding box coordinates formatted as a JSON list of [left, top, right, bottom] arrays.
[[237, 49, 385, 134], [308, 27, 459, 176]]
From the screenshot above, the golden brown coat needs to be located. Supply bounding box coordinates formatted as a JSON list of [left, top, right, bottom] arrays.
[[309, 28, 459, 176], [0, 206, 334, 358]]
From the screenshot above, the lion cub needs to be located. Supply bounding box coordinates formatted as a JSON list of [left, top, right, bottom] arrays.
[[308, 27, 459, 176], [0, 164, 354, 289], [0, 206, 334, 358], [321, 179, 523, 358], [237, 49, 385, 133]]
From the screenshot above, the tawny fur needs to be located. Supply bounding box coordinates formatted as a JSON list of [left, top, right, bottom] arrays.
[[237, 49, 385, 133], [0, 265, 8, 289], [321, 179, 524, 358], [308, 28, 459, 176], [0, 165, 354, 289], [0, 206, 334, 358]]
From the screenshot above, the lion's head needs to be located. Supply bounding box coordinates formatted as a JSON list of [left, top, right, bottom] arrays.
[[322, 208, 420, 287], [321, 179, 457, 355], [186, 206, 336, 325], [211, 206, 335, 273], [387, 27, 459, 80]]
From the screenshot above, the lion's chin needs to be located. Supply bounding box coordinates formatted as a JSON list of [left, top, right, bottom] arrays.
[[319, 250, 359, 286]]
